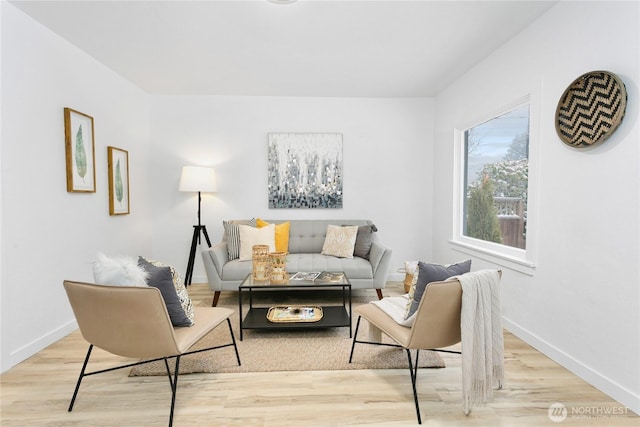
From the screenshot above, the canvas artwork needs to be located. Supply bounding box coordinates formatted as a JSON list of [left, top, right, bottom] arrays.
[[268, 133, 343, 209]]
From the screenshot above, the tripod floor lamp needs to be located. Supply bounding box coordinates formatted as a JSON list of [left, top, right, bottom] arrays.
[[179, 166, 217, 286]]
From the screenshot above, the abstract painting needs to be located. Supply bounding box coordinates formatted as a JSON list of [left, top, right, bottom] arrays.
[[268, 133, 343, 209]]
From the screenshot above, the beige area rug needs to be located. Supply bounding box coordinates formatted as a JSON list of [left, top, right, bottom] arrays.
[[130, 292, 445, 376]]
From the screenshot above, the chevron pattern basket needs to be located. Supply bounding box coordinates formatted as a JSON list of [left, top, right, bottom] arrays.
[[555, 71, 627, 148]]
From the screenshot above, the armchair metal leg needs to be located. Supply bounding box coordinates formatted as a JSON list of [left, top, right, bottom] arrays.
[[227, 318, 241, 366], [168, 355, 181, 427], [348, 316, 363, 363], [163, 358, 173, 389], [351, 316, 441, 424], [406, 349, 422, 424], [68, 344, 94, 412]]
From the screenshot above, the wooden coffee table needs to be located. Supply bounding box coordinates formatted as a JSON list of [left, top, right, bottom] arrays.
[[238, 272, 352, 340]]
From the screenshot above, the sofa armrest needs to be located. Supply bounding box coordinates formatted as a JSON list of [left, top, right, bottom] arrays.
[[369, 241, 393, 288], [201, 242, 229, 291]]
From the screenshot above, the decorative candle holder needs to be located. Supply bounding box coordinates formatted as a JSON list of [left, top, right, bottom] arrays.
[[252, 245, 270, 281], [269, 251, 288, 284]]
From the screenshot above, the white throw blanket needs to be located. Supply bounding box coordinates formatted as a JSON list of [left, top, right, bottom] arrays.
[[371, 294, 415, 327], [457, 269, 504, 415]]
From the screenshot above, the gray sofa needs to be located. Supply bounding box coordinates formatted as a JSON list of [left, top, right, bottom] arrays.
[[201, 219, 392, 306]]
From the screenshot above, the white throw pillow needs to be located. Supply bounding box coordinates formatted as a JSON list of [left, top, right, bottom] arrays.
[[92, 252, 148, 286], [321, 225, 358, 258], [238, 223, 276, 261]]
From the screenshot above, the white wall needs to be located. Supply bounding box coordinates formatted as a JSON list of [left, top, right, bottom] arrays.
[[433, 1, 639, 414], [0, 3, 152, 371], [148, 95, 434, 284]]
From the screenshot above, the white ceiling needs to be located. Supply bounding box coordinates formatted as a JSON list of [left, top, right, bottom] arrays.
[[9, 0, 557, 97]]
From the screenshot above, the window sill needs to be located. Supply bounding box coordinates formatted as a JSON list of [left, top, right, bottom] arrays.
[[448, 240, 536, 276]]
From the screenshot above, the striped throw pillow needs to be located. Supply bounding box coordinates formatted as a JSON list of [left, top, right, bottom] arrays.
[[223, 218, 257, 260]]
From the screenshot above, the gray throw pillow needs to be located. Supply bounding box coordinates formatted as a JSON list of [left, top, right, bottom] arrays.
[[353, 224, 377, 260], [138, 257, 193, 327], [405, 259, 472, 320]]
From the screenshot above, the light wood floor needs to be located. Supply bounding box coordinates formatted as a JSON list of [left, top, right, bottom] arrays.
[[1, 282, 637, 426]]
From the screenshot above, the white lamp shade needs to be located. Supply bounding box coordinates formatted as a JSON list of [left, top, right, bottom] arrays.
[[179, 166, 217, 193]]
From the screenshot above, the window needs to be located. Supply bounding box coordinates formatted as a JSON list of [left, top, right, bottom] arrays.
[[453, 99, 535, 273]]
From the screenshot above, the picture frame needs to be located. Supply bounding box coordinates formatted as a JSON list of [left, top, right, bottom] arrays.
[[107, 146, 130, 215], [64, 108, 96, 192]]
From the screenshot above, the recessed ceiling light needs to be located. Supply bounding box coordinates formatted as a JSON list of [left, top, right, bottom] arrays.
[[267, 0, 298, 4]]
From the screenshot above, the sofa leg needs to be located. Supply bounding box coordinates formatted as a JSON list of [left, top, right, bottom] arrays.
[[212, 291, 221, 307], [376, 289, 383, 300]]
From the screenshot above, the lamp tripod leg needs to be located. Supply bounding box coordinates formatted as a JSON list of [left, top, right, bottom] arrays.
[[184, 225, 212, 286], [201, 225, 212, 247], [185, 226, 200, 286]]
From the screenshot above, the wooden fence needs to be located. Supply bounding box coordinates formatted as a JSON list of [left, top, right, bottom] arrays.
[[494, 197, 526, 249]]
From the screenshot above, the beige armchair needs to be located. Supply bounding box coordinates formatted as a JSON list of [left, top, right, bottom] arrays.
[[63, 280, 241, 427], [349, 270, 503, 423], [349, 278, 464, 424]]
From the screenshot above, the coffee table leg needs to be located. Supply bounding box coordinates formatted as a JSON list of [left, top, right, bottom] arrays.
[[346, 284, 352, 337], [239, 289, 243, 341]]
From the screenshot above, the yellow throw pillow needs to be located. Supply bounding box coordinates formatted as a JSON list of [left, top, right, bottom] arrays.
[[256, 219, 290, 253]]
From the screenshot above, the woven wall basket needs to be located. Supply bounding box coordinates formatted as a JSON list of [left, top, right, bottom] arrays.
[[555, 70, 627, 148]]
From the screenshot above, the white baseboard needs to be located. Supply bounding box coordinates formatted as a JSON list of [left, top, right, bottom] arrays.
[[502, 317, 640, 416], [7, 319, 78, 371], [386, 273, 404, 282], [190, 274, 208, 285]]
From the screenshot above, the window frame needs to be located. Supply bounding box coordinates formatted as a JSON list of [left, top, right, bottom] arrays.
[[451, 94, 539, 275]]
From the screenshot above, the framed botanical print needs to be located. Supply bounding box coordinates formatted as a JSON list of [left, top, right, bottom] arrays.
[[107, 146, 130, 215], [64, 108, 96, 192]]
